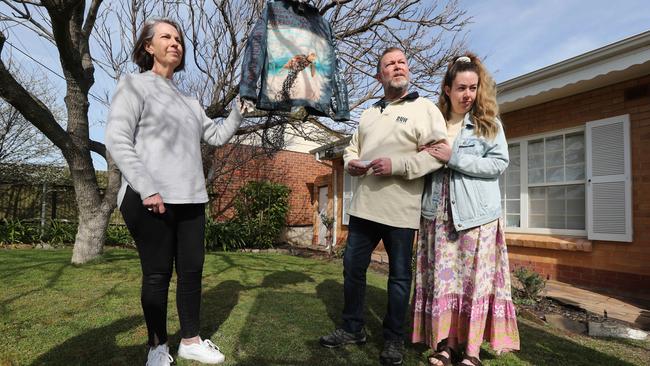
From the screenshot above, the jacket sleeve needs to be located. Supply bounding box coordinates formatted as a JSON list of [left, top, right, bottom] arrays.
[[239, 5, 269, 102], [105, 74, 159, 201], [447, 120, 509, 179], [201, 102, 243, 146], [391, 101, 447, 180], [328, 22, 350, 121]]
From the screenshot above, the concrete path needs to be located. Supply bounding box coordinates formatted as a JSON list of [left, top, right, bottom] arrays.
[[545, 280, 650, 330]]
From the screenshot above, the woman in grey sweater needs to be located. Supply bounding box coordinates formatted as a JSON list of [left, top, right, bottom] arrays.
[[105, 18, 242, 366]]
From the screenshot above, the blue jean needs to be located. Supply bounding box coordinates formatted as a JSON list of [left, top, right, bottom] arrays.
[[342, 215, 415, 341]]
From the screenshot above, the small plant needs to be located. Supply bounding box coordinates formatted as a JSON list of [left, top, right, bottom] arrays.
[[204, 218, 247, 252], [319, 213, 335, 255], [319, 213, 335, 230], [0, 218, 41, 244], [105, 224, 134, 247], [512, 266, 546, 305], [43, 220, 77, 246], [333, 240, 346, 258]]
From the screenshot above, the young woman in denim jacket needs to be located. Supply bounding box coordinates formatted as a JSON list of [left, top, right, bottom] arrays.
[[410, 54, 520, 366]]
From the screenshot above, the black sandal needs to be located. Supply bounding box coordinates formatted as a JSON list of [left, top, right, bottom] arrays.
[[428, 350, 451, 366], [460, 356, 483, 366], [428, 344, 457, 366]]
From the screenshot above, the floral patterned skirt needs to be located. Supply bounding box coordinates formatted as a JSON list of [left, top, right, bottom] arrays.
[[411, 174, 520, 356]]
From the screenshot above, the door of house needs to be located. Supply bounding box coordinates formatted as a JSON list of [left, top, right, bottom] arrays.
[[318, 186, 328, 247]]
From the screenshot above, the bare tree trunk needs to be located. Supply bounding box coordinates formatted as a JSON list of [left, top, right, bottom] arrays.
[[71, 206, 110, 263], [69, 154, 116, 263], [1, 0, 469, 264]]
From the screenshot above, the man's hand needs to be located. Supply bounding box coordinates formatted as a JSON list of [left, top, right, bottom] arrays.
[[370, 157, 392, 176], [419, 140, 452, 163], [347, 159, 371, 176], [143, 193, 166, 214]]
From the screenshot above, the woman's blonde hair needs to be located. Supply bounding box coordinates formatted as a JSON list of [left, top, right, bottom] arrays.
[[438, 52, 499, 140]]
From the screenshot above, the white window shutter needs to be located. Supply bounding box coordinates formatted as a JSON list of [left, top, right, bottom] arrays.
[[586, 115, 632, 242], [342, 172, 356, 225]]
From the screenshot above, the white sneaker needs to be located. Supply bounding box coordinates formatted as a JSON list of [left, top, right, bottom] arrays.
[[146, 344, 173, 366], [178, 338, 225, 364]]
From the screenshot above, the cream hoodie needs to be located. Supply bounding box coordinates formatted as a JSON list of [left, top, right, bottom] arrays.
[[343, 94, 446, 229]]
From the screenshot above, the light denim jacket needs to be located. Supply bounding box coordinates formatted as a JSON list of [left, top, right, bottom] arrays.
[[421, 113, 509, 231]]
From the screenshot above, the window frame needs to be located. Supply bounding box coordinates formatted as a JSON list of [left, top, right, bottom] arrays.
[[503, 126, 587, 236], [342, 170, 358, 226]]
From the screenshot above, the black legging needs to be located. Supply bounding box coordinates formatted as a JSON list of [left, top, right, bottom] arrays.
[[120, 186, 206, 346]]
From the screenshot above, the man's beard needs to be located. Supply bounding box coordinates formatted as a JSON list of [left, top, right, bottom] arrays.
[[389, 78, 409, 89], [385, 78, 409, 96]]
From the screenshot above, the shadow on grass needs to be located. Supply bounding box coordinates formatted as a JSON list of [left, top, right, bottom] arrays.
[[29, 315, 143, 365], [23, 260, 640, 366], [232, 278, 397, 366], [1, 250, 139, 312], [97, 251, 140, 264], [260, 270, 316, 289], [1, 260, 70, 312], [500, 321, 638, 366], [30, 279, 245, 366]]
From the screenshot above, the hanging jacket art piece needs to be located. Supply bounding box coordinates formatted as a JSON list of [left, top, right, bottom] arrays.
[[240, 0, 350, 121]]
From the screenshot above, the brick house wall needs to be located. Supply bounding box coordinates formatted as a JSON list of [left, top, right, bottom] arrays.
[[502, 74, 650, 296], [313, 74, 650, 291], [311, 158, 388, 261], [210, 144, 331, 227]]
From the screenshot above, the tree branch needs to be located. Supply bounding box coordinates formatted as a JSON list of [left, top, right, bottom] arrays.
[[0, 31, 74, 158], [89, 139, 106, 158], [0, 0, 54, 40], [319, 0, 353, 16], [82, 0, 103, 37]]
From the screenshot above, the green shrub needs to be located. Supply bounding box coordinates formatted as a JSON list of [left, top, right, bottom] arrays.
[[43, 220, 77, 246], [0, 218, 79, 246], [105, 224, 134, 247], [232, 181, 290, 249], [206, 181, 290, 251], [0, 218, 41, 244], [512, 266, 546, 305], [205, 219, 247, 252]]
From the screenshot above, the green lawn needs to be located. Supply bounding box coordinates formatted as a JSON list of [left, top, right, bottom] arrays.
[[1, 248, 648, 365]]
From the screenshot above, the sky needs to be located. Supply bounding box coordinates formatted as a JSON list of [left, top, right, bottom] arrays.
[[457, 0, 650, 83], [2, 0, 650, 170]]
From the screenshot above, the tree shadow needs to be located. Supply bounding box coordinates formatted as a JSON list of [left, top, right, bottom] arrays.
[[260, 270, 315, 289], [0, 260, 70, 311], [232, 277, 427, 365], [29, 315, 143, 365], [1, 250, 141, 312], [98, 251, 140, 263], [29, 279, 245, 366], [167, 279, 246, 346], [509, 321, 639, 366]]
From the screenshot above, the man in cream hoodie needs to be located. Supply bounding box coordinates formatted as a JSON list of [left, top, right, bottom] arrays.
[[319, 47, 446, 366]]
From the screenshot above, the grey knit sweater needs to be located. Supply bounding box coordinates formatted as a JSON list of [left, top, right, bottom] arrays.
[[105, 71, 243, 207]]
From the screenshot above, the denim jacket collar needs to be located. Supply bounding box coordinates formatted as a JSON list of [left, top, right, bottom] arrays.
[[462, 112, 474, 128]]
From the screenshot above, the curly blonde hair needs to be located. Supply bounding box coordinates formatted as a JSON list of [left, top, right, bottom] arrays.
[[438, 52, 499, 140]]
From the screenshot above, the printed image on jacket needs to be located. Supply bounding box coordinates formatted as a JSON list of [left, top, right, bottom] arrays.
[[240, 0, 350, 121]]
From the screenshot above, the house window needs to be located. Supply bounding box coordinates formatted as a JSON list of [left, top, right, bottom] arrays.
[[500, 144, 521, 228], [500, 129, 587, 235], [342, 171, 358, 225], [528, 132, 586, 230], [500, 114, 632, 242]]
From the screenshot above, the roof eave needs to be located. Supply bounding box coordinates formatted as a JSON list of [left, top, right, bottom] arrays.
[[497, 30, 650, 113]]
